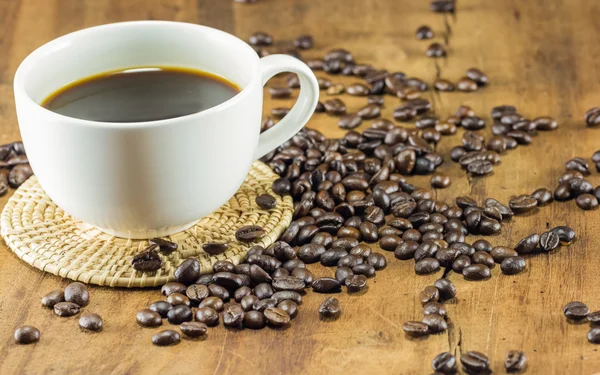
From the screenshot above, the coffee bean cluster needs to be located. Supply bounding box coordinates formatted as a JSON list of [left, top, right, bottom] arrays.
[[403, 278, 455, 338], [553, 153, 600, 211], [449, 105, 559, 177], [563, 301, 600, 345], [430, 350, 526, 374], [0, 141, 33, 195], [131, 237, 180, 272]]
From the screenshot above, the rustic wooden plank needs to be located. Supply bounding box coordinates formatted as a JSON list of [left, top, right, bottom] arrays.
[[0, 0, 599, 374]]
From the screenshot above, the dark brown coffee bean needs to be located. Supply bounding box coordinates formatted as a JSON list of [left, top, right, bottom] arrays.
[[576, 193, 599, 210], [242, 310, 265, 329], [452, 255, 471, 273], [277, 300, 298, 319], [249, 31, 272, 46], [132, 245, 162, 272], [318, 297, 341, 319], [465, 67, 488, 86], [178, 321, 207, 338], [293, 34, 313, 49], [263, 307, 290, 326], [586, 107, 600, 127], [345, 274, 367, 292], [434, 278, 456, 300], [467, 160, 493, 176], [403, 321, 429, 337], [530, 187, 553, 206], [415, 258, 440, 275], [137, 309, 162, 327], [175, 258, 200, 285], [357, 103, 381, 119], [472, 251, 495, 268], [233, 286, 251, 303], [509, 195, 538, 214], [324, 98, 347, 115], [420, 285, 440, 305], [236, 225, 266, 242], [76, 313, 102, 332], [457, 77, 478, 92], [554, 183, 572, 201], [395, 240, 419, 260], [430, 173, 451, 189], [195, 306, 219, 326], [152, 330, 180, 346], [515, 233, 540, 254], [149, 238, 178, 254], [269, 87, 292, 99], [461, 351, 490, 373], [539, 231, 560, 252], [14, 326, 40, 344], [430, 0, 455, 12], [346, 83, 370, 96], [272, 178, 291, 196], [550, 226, 576, 244], [199, 296, 224, 312], [393, 105, 417, 121], [564, 301, 589, 320], [588, 311, 600, 325], [62, 282, 89, 308], [501, 256, 526, 275], [426, 43, 446, 57], [222, 304, 245, 328], [167, 293, 190, 307], [416, 25, 434, 39], [8, 164, 33, 187], [565, 157, 590, 174], [256, 194, 277, 210], [338, 114, 362, 129], [148, 301, 171, 318], [422, 314, 447, 333], [167, 305, 193, 324], [326, 83, 345, 95], [297, 243, 326, 263], [503, 350, 527, 372], [462, 264, 491, 280], [312, 277, 341, 293], [490, 247, 518, 263], [41, 289, 64, 308], [432, 352, 457, 373], [159, 282, 185, 298], [423, 301, 447, 317], [272, 276, 305, 292], [207, 284, 230, 301]]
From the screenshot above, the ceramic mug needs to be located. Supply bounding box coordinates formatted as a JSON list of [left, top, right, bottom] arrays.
[[13, 21, 319, 239]]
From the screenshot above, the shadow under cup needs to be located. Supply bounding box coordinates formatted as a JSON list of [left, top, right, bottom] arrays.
[[14, 21, 266, 239]]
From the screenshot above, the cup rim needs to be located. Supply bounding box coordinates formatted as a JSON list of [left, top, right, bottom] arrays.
[[13, 20, 260, 129]]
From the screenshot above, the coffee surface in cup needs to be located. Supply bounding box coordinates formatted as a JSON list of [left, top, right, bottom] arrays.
[[42, 67, 240, 122]]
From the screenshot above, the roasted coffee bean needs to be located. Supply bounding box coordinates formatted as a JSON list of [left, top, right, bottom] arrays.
[[41, 289, 64, 308], [422, 314, 447, 333], [504, 350, 527, 372], [403, 321, 429, 337], [131, 245, 162, 272], [416, 25, 434, 39], [241, 310, 265, 329], [195, 306, 219, 326], [433, 78, 455, 92], [357, 104, 381, 119], [327, 83, 345, 95], [461, 116, 485, 130], [509, 195, 538, 214], [146, 238, 177, 255], [312, 277, 342, 293], [235, 225, 266, 242], [271, 107, 290, 119], [240, 295, 260, 312], [292, 34, 313, 49], [335, 267, 354, 283], [472, 251, 495, 268], [588, 311, 600, 325], [297, 243, 326, 263], [263, 307, 290, 326], [277, 300, 298, 319], [554, 182, 572, 201], [585, 107, 600, 127], [78, 313, 103, 332], [530, 187, 554, 206], [346, 83, 370, 96], [167, 305, 193, 325], [345, 274, 368, 292], [178, 321, 207, 338], [352, 264, 376, 277], [167, 293, 191, 307], [550, 226, 576, 243], [576, 193, 599, 210], [149, 301, 172, 318], [151, 330, 180, 346], [318, 297, 341, 319], [430, 173, 451, 189], [207, 284, 229, 301], [222, 304, 245, 328], [588, 328, 600, 344], [515, 233, 540, 254], [461, 351, 490, 373], [272, 178, 291, 196], [338, 114, 362, 129], [137, 309, 162, 327], [233, 286, 252, 303], [324, 98, 346, 115], [434, 279, 456, 300], [395, 241, 419, 260], [255, 194, 277, 210], [501, 256, 526, 275], [320, 249, 349, 266], [184, 284, 209, 305], [539, 231, 560, 252], [14, 326, 40, 344], [565, 157, 590, 174], [269, 87, 292, 99], [432, 352, 457, 373], [490, 246, 518, 263], [463, 264, 491, 281], [60, 282, 89, 308], [199, 296, 224, 312], [175, 258, 200, 285], [420, 285, 440, 305], [393, 105, 417, 122], [467, 160, 493, 176], [452, 255, 471, 273], [563, 301, 589, 320], [8, 164, 33, 188], [465, 67, 488, 86], [426, 43, 446, 57], [423, 301, 446, 317], [249, 31, 272, 46], [272, 276, 305, 292], [457, 77, 478, 92], [367, 95, 385, 105], [200, 242, 229, 256], [415, 258, 440, 275]]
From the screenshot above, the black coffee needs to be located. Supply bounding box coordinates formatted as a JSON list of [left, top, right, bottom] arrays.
[[42, 67, 240, 122]]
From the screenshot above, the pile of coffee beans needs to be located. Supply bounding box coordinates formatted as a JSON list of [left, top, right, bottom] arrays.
[[0, 141, 33, 195], [563, 301, 600, 344], [403, 278, 455, 337], [553, 153, 600, 211]]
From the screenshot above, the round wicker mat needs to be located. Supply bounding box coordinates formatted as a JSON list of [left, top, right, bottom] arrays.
[[0, 161, 293, 288]]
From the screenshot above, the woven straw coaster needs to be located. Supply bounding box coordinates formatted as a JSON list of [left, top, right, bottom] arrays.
[[0, 161, 293, 288]]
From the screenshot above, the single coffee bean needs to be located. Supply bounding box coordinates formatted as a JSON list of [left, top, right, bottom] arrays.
[[434, 278, 457, 300], [271, 291, 303, 305], [161, 282, 187, 297], [423, 302, 446, 317], [272, 276, 305, 292], [467, 160, 493, 176], [422, 314, 447, 333], [335, 267, 354, 283], [462, 264, 491, 281], [167, 293, 191, 307], [357, 104, 381, 119], [276, 300, 298, 319], [256, 194, 277, 210], [235, 225, 266, 242], [149, 301, 172, 318], [338, 114, 362, 130], [456, 77, 478, 92], [432, 352, 457, 373], [415, 258, 440, 275], [426, 43, 446, 57], [213, 260, 235, 273], [461, 351, 490, 373], [79, 313, 103, 332], [244, 310, 266, 329], [223, 304, 245, 328], [550, 226, 576, 244], [207, 284, 230, 301], [167, 305, 193, 324], [345, 274, 367, 292], [472, 251, 495, 268], [515, 233, 540, 254], [531, 187, 554, 206], [565, 157, 590, 174], [505, 350, 527, 372], [264, 307, 291, 326], [554, 182, 572, 201], [312, 277, 342, 293], [195, 306, 219, 326], [367, 253, 387, 270], [249, 31, 272, 46], [272, 178, 292, 195], [151, 330, 180, 346], [14, 326, 40, 344], [501, 256, 526, 275], [327, 83, 345, 95], [509, 195, 538, 214], [466, 67, 488, 86], [585, 107, 600, 127], [137, 309, 162, 327], [41, 289, 64, 308], [588, 311, 600, 325], [576, 193, 599, 210], [147, 238, 178, 254], [269, 87, 292, 99], [324, 98, 347, 115], [539, 231, 560, 252], [490, 246, 518, 263], [403, 321, 429, 337], [8, 164, 33, 187], [53, 302, 80, 317], [588, 328, 600, 344], [347, 83, 370, 96], [318, 297, 341, 319], [174, 258, 200, 285], [563, 301, 589, 320], [131, 245, 162, 272], [179, 321, 207, 338], [416, 25, 434, 39], [395, 241, 419, 260], [430, 173, 451, 189]]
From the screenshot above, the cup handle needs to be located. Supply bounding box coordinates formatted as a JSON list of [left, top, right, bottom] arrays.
[[254, 54, 320, 160]]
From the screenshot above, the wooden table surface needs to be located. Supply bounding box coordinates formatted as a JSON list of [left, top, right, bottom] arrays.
[[1, 0, 600, 374]]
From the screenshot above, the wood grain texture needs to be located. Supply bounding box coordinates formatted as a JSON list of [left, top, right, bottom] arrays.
[[1, 0, 600, 374]]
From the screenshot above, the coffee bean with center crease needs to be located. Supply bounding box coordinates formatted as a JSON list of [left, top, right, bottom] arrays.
[[236, 225, 266, 242], [531, 187, 554, 206], [515, 233, 540, 254], [256, 194, 277, 210], [264, 307, 291, 326], [79, 313, 103, 332], [179, 321, 207, 338], [509, 195, 538, 214], [150, 238, 178, 253], [41, 289, 64, 308], [422, 314, 447, 333], [324, 99, 347, 116], [345, 274, 367, 292], [53, 302, 80, 317], [586, 107, 600, 127], [152, 330, 180, 346], [132, 245, 162, 272], [539, 231, 560, 251], [501, 256, 526, 275], [272, 276, 305, 292], [318, 297, 341, 319], [14, 326, 40, 344], [432, 352, 457, 374], [463, 264, 491, 281], [576, 193, 599, 210], [312, 277, 342, 293], [8, 164, 33, 188], [461, 351, 490, 373], [505, 350, 527, 372], [564, 301, 589, 320], [174, 258, 200, 285], [393, 105, 417, 122], [420, 285, 440, 305], [223, 304, 245, 328], [551, 226, 576, 243], [403, 321, 429, 337]]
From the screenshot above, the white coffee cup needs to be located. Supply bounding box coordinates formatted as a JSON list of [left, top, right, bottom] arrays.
[[13, 21, 319, 239]]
